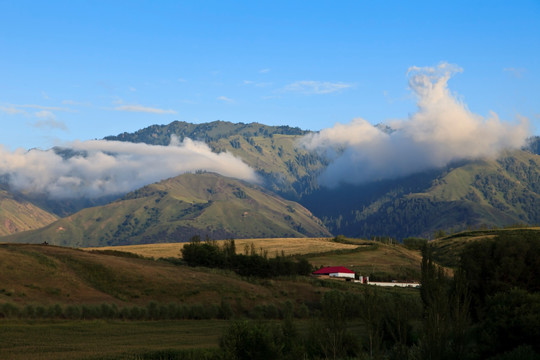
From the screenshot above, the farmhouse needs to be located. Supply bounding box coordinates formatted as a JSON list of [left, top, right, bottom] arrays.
[[313, 266, 355, 279]]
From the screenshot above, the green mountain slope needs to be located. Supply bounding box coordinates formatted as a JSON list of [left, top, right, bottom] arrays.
[[104, 121, 540, 239], [304, 150, 540, 239], [0, 187, 58, 236], [4, 173, 330, 246], [105, 120, 327, 198]]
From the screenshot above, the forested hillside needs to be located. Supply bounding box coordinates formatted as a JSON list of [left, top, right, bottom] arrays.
[[303, 150, 540, 239]]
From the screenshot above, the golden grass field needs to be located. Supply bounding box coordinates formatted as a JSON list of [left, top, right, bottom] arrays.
[[307, 242, 423, 279], [85, 237, 358, 259]]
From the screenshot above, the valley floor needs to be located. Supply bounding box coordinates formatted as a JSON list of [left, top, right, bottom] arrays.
[[0, 319, 228, 360]]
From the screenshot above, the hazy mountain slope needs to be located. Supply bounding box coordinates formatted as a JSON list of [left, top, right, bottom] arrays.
[[304, 150, 540, 239], [105, 120, 327, 198], [0, 187, 58, 236], [103, 121, 540, 239], [3, 173, 330, 246]]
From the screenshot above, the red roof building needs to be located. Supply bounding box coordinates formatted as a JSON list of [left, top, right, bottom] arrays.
[[313, 266, 355, 279]]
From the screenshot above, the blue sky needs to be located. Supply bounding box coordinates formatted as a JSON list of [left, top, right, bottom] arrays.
[[1, 0, 539, 151]]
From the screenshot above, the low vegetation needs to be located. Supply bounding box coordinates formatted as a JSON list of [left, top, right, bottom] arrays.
[[1, 229, 539, 359], [180, 237, 312, 277]]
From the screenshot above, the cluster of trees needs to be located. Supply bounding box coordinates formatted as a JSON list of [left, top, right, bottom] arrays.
[[419, 231, 540, 359], [218, 232, 540, 359], [181, 236, 312, 277], [219, 287, 422, 360], [0, 301, 233, 321]]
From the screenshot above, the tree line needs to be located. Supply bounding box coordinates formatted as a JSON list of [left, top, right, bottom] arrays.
[[218, 231, 540, 359], [180, 236, 312, 277]]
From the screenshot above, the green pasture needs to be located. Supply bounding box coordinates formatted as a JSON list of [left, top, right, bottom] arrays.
[[0, 320, 228, 360]]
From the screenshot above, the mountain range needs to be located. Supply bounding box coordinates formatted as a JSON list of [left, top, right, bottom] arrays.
[[1, 120, 539, 244]]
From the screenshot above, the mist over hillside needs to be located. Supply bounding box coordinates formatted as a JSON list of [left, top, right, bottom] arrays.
[[3, 172, 330, 246], [1, 64, 538, 241]]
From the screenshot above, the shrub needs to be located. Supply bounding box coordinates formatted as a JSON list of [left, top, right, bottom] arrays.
[[0, 302, 20, 318]]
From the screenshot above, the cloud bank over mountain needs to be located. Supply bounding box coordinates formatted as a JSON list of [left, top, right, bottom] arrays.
[[0, 136, 258, 199], [301, 63, 530, 187]]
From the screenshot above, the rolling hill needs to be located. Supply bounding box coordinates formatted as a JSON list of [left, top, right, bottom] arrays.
[[429, 227, 540, 268], [0, 243, 324, 307], [0, 236, 425, 306], [3, 172, 330, 247], [0, 186, 58, 236]]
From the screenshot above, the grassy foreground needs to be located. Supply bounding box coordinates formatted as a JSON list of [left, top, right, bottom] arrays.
[[0, 319, 228, 360]]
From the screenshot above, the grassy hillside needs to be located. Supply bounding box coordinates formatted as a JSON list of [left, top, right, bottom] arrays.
[[87, 237, 357, 259], [2, 173, 330, 247], [429, 227, 540, 268], [0, 237, 423, 309], [105, 121, 540, 239], [87, 237, 423, 281], [0, 187, 58, 236], [305, 150, 540, 239], [0, 243, 324, 307], [105, 120, 326, 198]]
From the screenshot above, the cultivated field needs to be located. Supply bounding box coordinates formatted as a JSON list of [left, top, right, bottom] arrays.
[[85, 237, 358, 259]]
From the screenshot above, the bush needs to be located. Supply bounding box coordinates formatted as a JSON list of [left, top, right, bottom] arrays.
[[0, 302, 20, 318], [219, 321, 285, 360]]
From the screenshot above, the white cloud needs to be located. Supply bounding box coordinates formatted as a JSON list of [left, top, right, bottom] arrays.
[[62, 100, 91, 106], [0, 106, 27, 115], [0, 136, 258, 199], [259, 68, 271, 73], [35, 110, 55, 119], [114, 104, 177, 114], [31, 110, 67, 130], [301, 63, 530, 187], [32, 119, 68, 131], [283, 80, 353, 94], [17, 104, 72, 112], [243, 80, 271, 87], [217, 96, 234, 103]]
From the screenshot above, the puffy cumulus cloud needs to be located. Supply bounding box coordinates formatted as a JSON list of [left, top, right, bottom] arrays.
[[301, 63, 530, 187], [0, 136, 258, 199]]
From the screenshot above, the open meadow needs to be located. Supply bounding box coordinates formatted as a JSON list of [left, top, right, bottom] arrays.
[[0, 319, 227, 360], [84, 237, 358, 259]]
